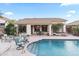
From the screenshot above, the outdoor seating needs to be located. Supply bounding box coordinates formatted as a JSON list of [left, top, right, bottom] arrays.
[[7, 35, 14, 42], [14, 37, 24, 50], [14, 36, 29, 50], [19, 33, 29, 42], [0, 32, 4, 39], [1, 34, 14, 42], [61, 32, 67, 36], [53, 33, 61, 36], [53, 32, 67, 36], [1, 34, 7, 42]]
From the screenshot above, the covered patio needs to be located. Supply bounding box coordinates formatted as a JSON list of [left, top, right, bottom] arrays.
[[16, 18, 67, 36]]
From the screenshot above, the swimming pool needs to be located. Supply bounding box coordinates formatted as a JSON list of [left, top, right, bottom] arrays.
[[27, 39, 79, 56]]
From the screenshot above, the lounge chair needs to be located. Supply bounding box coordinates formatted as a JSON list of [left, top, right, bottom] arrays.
[[53, 32, 67, 36], [61, 32, 67, 36], [53, 33, 61, 36]]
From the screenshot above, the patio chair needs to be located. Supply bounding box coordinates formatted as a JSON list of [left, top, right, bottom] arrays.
[[14, 37, 24, 50], [0, 32, 4, 39], [1, 34, 7, 42], [61, 32, 67, 36], [6, 35, 14, 42], [19, 33, 29, 43], [14, 36, 29, 50], [53, 33, 61, 36], [2, 35, 14, 42]]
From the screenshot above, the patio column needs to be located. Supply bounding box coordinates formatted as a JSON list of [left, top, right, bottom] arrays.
[[26, 24, 31, 35], [26, 25, 27, 33], [15, 24, 18, 35], [63, 24, 66, 33], [48, 24, 52, 36], [59, 27, 63, 32], [32, 26, 35, 34]]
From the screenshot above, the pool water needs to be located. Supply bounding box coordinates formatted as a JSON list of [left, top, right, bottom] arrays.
[[27, 39, 79, 56]]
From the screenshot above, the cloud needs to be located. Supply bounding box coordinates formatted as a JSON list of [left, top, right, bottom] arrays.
[[60, 3, 73, 6], [68, 10, 76, 14], [66, 14, 72, 17], [60, 0, 79, 7], [66, 10, 76, 17], [4, 12, 14, 16]]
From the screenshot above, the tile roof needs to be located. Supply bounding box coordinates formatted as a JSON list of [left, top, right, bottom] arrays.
[[68, 20, 79, 25], [16, 18, 67, 25]]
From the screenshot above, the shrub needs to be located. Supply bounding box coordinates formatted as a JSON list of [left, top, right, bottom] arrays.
[[5, 23, 16, 35]]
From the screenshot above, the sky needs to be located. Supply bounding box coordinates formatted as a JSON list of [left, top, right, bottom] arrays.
[[0, 3, 79, 23]]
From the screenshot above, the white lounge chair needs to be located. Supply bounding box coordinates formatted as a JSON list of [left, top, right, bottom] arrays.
[[53, 33, 61, 36]]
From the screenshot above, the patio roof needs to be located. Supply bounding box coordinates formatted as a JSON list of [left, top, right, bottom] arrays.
[[68, 20, 79, 26], [0, 16, 9, 23], [16, 18, 67, 25]]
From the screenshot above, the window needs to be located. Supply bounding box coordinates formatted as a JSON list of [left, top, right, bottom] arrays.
[[0, 23, 5, 28], [42, 25, 48, 32], [0, 23, 5, 25], [19, 25, 26, 33], [34, 25, 40, 32]]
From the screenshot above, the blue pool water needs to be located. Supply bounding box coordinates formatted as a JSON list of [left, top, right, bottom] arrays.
[[27, 39, 79, 56]]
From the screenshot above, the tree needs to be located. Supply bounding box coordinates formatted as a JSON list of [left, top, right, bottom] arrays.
[[5, 23, 16, 35]]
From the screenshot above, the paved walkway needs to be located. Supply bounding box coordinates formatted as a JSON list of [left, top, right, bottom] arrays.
[[0, 42, 11, 56], [1, 41, 34, 56]]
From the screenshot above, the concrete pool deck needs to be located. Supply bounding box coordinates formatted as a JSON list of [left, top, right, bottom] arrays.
[[0, 41, 11, 56], [28, 35, 79, 43], [1, 35, 79, 56]]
